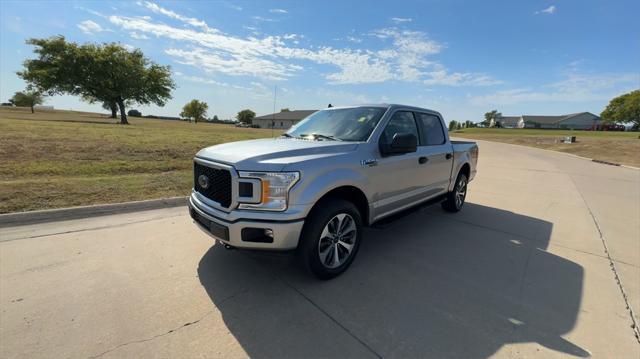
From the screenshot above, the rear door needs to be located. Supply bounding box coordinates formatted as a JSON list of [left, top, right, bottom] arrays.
[[414, 112, 452, 195]]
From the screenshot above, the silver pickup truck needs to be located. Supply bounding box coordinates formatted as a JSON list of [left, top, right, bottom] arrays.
[[189, 104, 478, 278]]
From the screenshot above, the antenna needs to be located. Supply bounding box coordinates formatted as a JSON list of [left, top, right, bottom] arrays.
[[272, 85, 277, 137]]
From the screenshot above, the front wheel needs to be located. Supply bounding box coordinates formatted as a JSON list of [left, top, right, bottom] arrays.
[[297, 199, 363, 279], [442, 173, 468, 212]]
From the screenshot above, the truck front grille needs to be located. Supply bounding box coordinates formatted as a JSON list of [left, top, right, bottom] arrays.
[[194, 162, 232, 208]]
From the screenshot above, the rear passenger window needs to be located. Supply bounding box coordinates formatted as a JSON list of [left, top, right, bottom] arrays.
[[381, 111, 419, 144], [417, 113, 445, 145]]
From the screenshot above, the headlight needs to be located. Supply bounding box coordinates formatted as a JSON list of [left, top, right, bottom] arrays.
[[238, 171, 299, 211]]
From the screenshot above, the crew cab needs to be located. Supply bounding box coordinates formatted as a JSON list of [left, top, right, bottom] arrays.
[[189, 104, 478, 278]]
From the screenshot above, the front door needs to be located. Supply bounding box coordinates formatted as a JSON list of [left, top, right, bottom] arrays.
[[369, 110, 429, 220]]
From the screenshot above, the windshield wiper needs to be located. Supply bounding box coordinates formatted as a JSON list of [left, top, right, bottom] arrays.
[[280, 133, 295, 138], [300, 133, 343, 141]]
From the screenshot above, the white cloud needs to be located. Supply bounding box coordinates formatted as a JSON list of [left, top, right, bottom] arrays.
[[109, 5, 500, 86], [130, 32, 149, 40], [469, 73, 638, 106], [252, 16, 277, 22], [535, 5, 556, 15], [122, 44, 135, 51], [391, 17, 412, 23], [269, 9, 288, 14], [345, 36, 362, 43], [77, 20, 110, 35], [142, 1, 215, 32]]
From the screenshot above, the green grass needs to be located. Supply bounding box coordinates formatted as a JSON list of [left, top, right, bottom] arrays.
[[451, 128, 640, 167], [0, 107, 273, 213]]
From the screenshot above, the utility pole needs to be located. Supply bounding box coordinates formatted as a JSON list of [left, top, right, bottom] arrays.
[[272, 85, 277, 137]]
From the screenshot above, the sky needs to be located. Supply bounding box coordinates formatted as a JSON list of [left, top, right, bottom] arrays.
[[1, 0, 638, 122]]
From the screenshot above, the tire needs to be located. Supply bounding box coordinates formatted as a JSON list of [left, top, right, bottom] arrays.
[[297, 198, 363, 279], [442, 172, 468, 213]]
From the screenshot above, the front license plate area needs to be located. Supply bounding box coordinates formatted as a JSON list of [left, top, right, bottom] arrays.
[[192, 209, 229, 241]]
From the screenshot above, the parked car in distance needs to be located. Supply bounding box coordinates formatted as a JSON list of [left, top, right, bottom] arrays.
[[189, 104, 479, 278]]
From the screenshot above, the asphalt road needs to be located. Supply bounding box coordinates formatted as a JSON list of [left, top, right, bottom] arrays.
[[1, 140, 639, 358]]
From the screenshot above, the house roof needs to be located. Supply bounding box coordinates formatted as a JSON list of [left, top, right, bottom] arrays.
[[522, 112, 598, 124], [254, 110, 317, 121], [498, 116, 522, 126]]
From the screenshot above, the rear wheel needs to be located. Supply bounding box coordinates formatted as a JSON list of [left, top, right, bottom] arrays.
[[442, 172, 468, 212], [298, 198, 362, 279]]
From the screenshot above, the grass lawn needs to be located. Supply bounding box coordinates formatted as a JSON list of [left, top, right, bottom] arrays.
[[0, 107, 273, 213], [452, 128, 640, 167]]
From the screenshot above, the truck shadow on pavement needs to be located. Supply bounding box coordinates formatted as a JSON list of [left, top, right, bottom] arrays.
[[197, 202, 590, 358]]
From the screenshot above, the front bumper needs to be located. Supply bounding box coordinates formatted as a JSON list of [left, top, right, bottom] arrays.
[[188, 193, 305, 250]]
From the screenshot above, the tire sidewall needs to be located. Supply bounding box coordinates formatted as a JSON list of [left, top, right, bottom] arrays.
[[299, 199, 363, 279], [455, 173, 468, 210]]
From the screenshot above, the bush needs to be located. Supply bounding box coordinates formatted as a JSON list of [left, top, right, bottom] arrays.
[[127, 109, 142, 117]]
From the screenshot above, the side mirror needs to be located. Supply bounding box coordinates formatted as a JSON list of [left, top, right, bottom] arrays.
[[380, 133, 418, 156]]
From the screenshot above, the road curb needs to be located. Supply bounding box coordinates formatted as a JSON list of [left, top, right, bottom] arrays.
[[0, 196, 188, 228]]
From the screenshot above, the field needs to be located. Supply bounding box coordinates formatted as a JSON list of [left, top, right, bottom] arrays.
[[0, 107, 273, 213], [452, 127, 640, 167]]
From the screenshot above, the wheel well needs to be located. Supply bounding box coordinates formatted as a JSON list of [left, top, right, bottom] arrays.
[[459, 163, 471, 179], [312, 186, 370, 226]]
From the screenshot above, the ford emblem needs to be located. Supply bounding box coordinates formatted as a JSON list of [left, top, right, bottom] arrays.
[[198, 174, 210, 189]]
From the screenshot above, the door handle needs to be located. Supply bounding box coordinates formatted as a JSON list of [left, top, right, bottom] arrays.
[[445, 153, 453, 160], [418, 156, 428, 164], [361, 159, 378, 166]]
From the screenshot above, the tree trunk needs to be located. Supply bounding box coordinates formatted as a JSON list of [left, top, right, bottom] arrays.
[[117, 98, 129, 125], [30, 105, 34, 113], [109, 102, 117, 118]]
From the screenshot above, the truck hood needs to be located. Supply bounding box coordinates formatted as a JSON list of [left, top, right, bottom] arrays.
[[196, 138, 359, 171]]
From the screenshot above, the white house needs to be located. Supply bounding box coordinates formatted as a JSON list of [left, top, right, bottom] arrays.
[[252, 110, 317, 129]]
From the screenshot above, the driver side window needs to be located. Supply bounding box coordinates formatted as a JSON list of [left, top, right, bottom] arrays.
[[381, 111, 419, 144]]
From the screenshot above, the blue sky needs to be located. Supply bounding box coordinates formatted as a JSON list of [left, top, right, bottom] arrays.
[[1, 0, 638, 122]]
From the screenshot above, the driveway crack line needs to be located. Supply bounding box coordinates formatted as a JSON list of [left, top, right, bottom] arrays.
[[568, 175, 640, 343], [87, 309, 215, 358]]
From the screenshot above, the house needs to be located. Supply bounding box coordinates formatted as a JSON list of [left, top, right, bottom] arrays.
[[497, 116, 525, 128], [252, 110, 317, 129], [523, 112, 602, 129], [492, 112, 602, 130]]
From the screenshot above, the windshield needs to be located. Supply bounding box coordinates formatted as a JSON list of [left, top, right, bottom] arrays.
[[286, 107, 387, 141]]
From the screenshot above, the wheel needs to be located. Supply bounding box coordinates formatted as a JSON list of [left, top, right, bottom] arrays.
[[297, 198, 363, 279], [442, 172, 468, 212]]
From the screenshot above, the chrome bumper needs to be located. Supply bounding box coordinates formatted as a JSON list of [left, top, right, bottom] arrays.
[[188, 194, 304, 250]]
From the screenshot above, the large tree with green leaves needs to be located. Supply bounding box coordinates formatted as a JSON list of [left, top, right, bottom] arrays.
[[236, 109, 256, 124], [18, 36, 175, 124], [10, 90, 45, 113], [601, 90, 640, 129], [483, 110, 502, 127], [180, 99, 209, 123]]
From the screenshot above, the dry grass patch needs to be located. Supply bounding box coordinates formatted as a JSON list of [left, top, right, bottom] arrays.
[[0, 107, 273, 213], [452, 128, 639, 167]]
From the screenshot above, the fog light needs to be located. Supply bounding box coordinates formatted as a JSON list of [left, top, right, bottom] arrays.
[[264, 229, 274, 238]]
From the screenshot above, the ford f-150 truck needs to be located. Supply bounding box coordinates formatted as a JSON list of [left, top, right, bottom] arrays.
[[189, 104, 478, 278]]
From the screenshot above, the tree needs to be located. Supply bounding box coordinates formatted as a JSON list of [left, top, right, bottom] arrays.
[[280, 108, 290, 112], [483, 110, 502, 127], [212, 115, 219, 122], [236, 109, 256, 124], [18, 36, 175, 125], [128, 109, 142, 117], [102, 101, 118, 118], [601, 90, 640, 129], [180, 99, 208, 123], [10, 90, 44, 113], [448, 120, 458, 131]]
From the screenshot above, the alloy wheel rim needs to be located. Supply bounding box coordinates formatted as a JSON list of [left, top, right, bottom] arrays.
[[317, 213, 357, 269], [455, 178, 467, 208]]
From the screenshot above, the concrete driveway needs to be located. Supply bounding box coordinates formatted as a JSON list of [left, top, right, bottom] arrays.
[[1, 140, 638, 358]]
